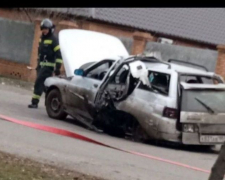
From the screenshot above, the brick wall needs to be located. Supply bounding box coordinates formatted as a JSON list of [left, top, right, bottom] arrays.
[[0, 58, 29, 80], [0, 9, 76, 82], [0, 8, 223, 82], [216, 45, 225, 79], [0, 9, 58, 82]]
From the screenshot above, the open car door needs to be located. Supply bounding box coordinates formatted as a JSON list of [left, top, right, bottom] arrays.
[[58, 29, 129, 128]]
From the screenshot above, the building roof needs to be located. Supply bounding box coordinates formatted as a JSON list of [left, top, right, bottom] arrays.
[[28, 8, 225, 46]]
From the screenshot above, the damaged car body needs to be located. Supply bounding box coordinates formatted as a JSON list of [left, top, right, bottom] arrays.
[[44, 29, 225, 145]]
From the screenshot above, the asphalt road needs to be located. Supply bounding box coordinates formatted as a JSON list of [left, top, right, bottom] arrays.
[[0, 83, 222, 180]]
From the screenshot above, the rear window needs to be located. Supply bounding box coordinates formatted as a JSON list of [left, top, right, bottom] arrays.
[[181, 89, 225, 113], [138, 71, 171, 96]]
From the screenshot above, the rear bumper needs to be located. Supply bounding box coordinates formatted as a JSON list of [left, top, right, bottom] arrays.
[[182, 132, 225, 145], [182, 123, 225, 145], [182, 133, 201, 145]]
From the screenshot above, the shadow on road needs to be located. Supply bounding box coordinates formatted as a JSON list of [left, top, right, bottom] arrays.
[[144, 140, 220, 155], [53, 116, 220, 155]]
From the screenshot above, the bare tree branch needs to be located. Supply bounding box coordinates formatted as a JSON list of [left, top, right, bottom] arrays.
[[23, 8, 32, 22]]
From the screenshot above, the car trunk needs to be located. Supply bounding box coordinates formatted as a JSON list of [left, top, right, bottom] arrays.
[[179, 82, 225, 143]]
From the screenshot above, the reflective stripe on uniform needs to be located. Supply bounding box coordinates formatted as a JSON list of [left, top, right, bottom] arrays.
[[32, 94, 40, 99], [39, 38, 41, 43], [44, 40, 53, 44], [40, 62, 55, 67], [56, 59, 63, 64], [54, 45, 60, 52]]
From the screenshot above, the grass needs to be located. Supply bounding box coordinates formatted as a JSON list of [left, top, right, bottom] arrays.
[[0, 150, 104, 180]]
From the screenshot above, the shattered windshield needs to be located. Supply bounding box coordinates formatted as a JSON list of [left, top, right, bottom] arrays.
[[181, 90, 225, 113]]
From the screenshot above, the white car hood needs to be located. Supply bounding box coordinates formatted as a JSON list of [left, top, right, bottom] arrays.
[[59, 29, 129, 77]]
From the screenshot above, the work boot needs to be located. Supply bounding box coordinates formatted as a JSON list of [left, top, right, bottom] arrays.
[[28, 104, 38, 108]]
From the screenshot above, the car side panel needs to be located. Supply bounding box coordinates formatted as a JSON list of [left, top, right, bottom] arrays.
[[115, 88, 180, 141], [65, 76, 101, 122]]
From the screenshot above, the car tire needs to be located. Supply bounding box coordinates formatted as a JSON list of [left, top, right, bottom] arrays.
[[46, 89, 67, 120], [133, 124, 149, 143]]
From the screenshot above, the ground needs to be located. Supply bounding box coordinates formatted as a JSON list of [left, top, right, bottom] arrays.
[[0, 76, 222, 180], [0, 150, 102, 180]]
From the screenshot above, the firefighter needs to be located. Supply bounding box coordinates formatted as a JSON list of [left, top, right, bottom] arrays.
[[28, 18, 63, 108]]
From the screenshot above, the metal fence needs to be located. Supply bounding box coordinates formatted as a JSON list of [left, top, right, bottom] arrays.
[[0, 17, 35, 64], [145, 42, 218, 72]]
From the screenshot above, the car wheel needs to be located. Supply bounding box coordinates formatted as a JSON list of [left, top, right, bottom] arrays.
[[46, 89, 67, 120], [133, 124, 149, 143]]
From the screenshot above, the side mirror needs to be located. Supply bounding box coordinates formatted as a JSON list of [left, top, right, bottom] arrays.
[[74, 69, 84, 76]]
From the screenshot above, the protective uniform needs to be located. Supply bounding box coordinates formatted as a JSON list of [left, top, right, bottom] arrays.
[[28, 19, 63, 108]]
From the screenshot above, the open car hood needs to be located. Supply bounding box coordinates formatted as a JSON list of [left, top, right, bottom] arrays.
[[59, 29, 129, 77]]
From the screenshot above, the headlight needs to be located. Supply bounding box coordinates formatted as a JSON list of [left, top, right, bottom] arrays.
[[183, 124, 198, 133]]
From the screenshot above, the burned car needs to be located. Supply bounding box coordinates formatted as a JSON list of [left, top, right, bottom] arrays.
[[44, 29, 225, 145]]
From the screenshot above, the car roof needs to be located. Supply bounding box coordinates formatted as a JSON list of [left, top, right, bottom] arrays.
[[99, 56, 216, 77], [144, 61, 214, 76], [120, 55, 214, 76]]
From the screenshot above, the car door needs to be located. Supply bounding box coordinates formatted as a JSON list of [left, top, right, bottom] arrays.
[[65, 60, 114, 123], [118, 70, 172, 139]]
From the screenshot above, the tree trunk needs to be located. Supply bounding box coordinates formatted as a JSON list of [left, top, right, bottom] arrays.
[[208, 144, 225, 180]]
